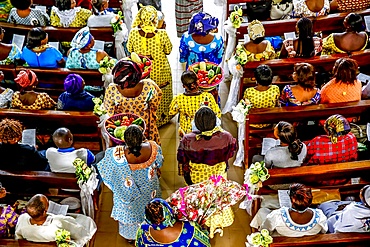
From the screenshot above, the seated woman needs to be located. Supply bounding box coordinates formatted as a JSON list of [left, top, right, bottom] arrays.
[[292, 0, 330, 18], [0, 118, 49, 171], [87, 0, 116, 27], [66, 27, 109, 70], [259, 183, 327, 237], [305, 114, 357, 165], [279, 63, 321, 106], [0, 71, 13, 108], [21, 28, 65, 68], [0, 26, 22, 65], [330, 0, 370, 12], [322, 13, 368, 55], [136, 198, 211, 247], [7, 0, 49, 26], [179, 12, 223, 68], [50, 0, 91, 28], [265, 121, 306, 168], [320, 58, 361, 103], [326, 185, 370, 233], [11, 69, 56, 110], [57, 74, 95, 111], [169, 71, 220, 135], [280, 18, 322, 58]]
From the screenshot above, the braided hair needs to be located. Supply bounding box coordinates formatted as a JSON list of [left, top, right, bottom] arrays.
[[289, 183, 313, 211], [0, 119, 24, 144], [112, 60, 142, 89], [275, 121, 303, 160], [345, 13, 365, 33], [124, 125, 145, 157], [296, 18, 315, 58]]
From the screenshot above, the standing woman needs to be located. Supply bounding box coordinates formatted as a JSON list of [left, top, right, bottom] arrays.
[[96, 125, 163, 243], [127, 6, 172, 127], [103, 60, 162, 144], [175, 0, 203, 38]]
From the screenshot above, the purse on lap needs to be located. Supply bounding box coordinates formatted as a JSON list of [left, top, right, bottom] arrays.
[[270, 0, 293, 20]]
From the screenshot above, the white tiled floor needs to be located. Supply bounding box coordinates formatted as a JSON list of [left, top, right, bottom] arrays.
[[94, 1, 252, 246]]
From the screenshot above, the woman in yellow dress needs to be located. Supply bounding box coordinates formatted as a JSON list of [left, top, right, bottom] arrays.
[[169, 71, 221, 135], [127, 5, 172, 128]]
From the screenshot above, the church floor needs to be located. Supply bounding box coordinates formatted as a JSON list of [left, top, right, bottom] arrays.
[[93, 1, 252, 246]]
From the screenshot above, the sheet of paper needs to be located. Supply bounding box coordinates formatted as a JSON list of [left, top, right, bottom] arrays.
[[357, 73, 370, 84], [284, 32, 296, 40], [12, 34, 25, 50], [261, 138, 280, 155], [367, 123, 370, 141], [278, 190, 292, 208], [21, 129, 36, 147], [364, 16, 370, 32], [93, 40, 105, 51], [49, 41, 59, 50], [35, 5, 47, 13], [244, 34, 250, 43], [47, 201, 69, 216]]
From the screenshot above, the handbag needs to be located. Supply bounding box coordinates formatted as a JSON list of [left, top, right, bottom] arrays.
[[270, 0, 293, 20], [245, 0, 272, 21], [350, 123, 368, 144]]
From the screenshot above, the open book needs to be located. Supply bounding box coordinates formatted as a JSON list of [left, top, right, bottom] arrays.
[[278, 190, 292, 208], [21, 129, 36, 147], [47, 201, 69, 216], [261, 138, 280, 155]]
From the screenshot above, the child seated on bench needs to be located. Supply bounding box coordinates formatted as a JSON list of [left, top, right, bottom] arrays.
[[46, 127, 95, 173]]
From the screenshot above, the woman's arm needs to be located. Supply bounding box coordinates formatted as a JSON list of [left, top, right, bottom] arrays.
[[96, 50, 109, 64]]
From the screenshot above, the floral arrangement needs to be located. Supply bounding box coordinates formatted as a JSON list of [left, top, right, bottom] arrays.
[[92, 97, 107, 117], [246, 229, 273, 247], [232, 99, 252, 123], [168, 175, 248, 226], [55, 229, 76, 247], [248, 161, 270, 189], [111, 11, 124, 33], [73, 158, 93, 184], [98, 56, 116, 75], [230, 5, 244, 29]]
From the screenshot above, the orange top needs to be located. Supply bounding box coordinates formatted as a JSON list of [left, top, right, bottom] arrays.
[[320, 78, 361, 103]]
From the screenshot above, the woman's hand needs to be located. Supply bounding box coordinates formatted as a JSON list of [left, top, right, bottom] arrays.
[[0, 187, 7, 199]]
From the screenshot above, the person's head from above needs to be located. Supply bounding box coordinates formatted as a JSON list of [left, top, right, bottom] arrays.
[[274, 121, 303, 160], [194, 106, 217, 135], [64, 74, 85, 95], [344, 13, 365, 33], [295, 17, 315, 57], [26, 194, 49, 222], [293, 62, 316, 90], [181, 70, 198, 92], [324, 114, 351, 144], [332, 58, 358, 85], [360, 185, 370, 208], [289, 183, 313, 212], [112, 59, 142, 89], [14, 69, 38, 91], [188, 12, 219, 36], [0, 118, 24, 144], [91, 0, 109, 13], [71, 27, 95, 51], [132, 5, 158, 33], [10, 0, 32, 10], [55, 0, 77, 11], [26, 27, 48, 50], [124, 124, 145, 158], [145, 198, 176, 230], [52, 127, 73, 149], [248, 20, 265, 44], [254, 65, 273, 86]]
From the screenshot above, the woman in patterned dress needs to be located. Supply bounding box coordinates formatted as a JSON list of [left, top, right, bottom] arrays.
[[50, 0, 91, 28], [96, 125, 163, 242], [127, 5, 172, 128], [103, 60, 162, 144], [0, 26, 22, 65], [11, 69, 56, 110], [7, 0, 49, 26]]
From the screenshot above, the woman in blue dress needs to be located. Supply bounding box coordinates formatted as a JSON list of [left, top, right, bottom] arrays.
[[136, 198, 211, 247], [96, 125, 163, 243]]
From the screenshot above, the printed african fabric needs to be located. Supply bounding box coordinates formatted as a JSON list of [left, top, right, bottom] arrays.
[[175, 0, 203, 37], [320, 78, 361, 103], [50, 7, 91, 27], [0, 205, 18, 238], [7, 8, 49, 26], [0, 44, 22, 65], [11, 92, 56, 110], [322, 33, 368, 55], [279, 85, 321, 106], [66, 49, 100, 70]]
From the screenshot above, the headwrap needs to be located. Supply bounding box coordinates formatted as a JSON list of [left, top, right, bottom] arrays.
[[64, 74, 84, 95], [14, 70, 38, 88], [248, 20, 265, 41], [196, 126, 224, 140], [324, 114, 351, 144], [112, 59, 142, 88], [132, 5, 158, 33], [188, 12, 219, 36], [71, 27, 93, 50], [145, 198, 176, 230]]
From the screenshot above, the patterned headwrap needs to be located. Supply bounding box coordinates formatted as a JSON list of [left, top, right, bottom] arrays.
[[71, 27, 93, 49], [145, 198, 176, 230], [14, 70, 38, 88], [112, 59, 142, 89], [361, 185, 370, 207], [248, 20, 265, 41], [188, 12, 219, 36], [324, 114, 351, 144], [132, 5, 158, 33], [64, 74, 84, 95]]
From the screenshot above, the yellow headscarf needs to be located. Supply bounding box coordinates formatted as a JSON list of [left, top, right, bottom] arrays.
[[248, 20, 265, 41], [132, 5, 158, 34]]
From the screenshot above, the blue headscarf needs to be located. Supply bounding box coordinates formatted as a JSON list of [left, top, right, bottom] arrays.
[[71, 27, 93, 49], [188, 12, 219, 36]]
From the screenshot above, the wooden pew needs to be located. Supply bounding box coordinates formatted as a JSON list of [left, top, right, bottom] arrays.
[[0, 239, 55, 246], [0, 109, 101, 152], [244, 100, 370, 165], [33, 0, 122, 9]]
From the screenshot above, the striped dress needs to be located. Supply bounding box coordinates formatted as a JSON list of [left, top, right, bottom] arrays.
[[175, 0, 203, 37]]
